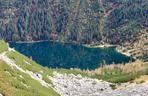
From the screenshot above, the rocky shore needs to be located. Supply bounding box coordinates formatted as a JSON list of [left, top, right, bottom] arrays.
[[50, 72, 148, 96]]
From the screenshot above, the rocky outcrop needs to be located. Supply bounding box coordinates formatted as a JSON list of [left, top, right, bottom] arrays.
[[49, 72, 112, 96]]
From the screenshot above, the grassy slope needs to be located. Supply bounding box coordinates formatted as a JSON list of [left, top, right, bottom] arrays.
[[0, 61, 13, 96], [0, 60, 59, 96], [0, 40, 8, 53], [0, 41, 59, 96], [91, 62, 148, 83]]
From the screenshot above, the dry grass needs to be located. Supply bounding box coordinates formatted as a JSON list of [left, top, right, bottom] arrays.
[[85, 60, 148, 83], [89, 60, 148, 75], [0, 61, 13, 96], [0, 72, 13, 96], [134, 75, 148, 84]]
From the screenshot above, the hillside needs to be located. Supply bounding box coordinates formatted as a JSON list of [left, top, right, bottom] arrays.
[[0, 41, 148, 96], [0, 0, 147, 45], [116, 31, 148, 61], [0, 40, 60, 96]]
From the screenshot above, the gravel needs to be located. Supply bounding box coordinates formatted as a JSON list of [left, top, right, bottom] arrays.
[[49, 72, 148, 96]]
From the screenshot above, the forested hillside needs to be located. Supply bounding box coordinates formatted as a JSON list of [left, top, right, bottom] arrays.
[[0, 0, 147, 45]]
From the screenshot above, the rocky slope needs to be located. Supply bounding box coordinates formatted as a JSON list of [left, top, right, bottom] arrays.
[[116, 31, 148, 61], [50, 72, 148, 96]]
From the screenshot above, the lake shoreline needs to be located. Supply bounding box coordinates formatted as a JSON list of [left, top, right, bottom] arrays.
[[9, 40, 133, 59], [83, 44, 133, 58], [83, 44, 118, 48], [9, 41, 132, 70], [8, 40, 50, 44]]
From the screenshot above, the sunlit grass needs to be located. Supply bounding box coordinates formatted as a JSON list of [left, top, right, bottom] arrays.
[[0, 60, 14, 96], [89, 60, 148, 83], [0, 40, 8, 53]]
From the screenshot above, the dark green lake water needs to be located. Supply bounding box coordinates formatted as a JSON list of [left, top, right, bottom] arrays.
[[9, 41, 133, 70]]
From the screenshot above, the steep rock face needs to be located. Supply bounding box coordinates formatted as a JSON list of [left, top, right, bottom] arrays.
[[0, 0, 147, 45]]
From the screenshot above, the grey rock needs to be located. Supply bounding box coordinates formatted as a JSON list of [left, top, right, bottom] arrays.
[[49, 72, 148, 96]]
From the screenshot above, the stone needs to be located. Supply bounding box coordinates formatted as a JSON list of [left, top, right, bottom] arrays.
[[50, 72, 148, 96]]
